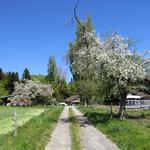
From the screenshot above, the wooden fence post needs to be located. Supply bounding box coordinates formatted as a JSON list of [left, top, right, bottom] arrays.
[[110, 101, 112, 118], [12, 109, 17, 137]]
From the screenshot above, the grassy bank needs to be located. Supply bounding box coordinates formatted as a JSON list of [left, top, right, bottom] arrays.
[[69, 107, 82, 150], [78, 107, 150, 150], [0, 106, 63, 150]]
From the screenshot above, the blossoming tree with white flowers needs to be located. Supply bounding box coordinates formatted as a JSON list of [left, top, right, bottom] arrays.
[[74, 31, 149, 118], [70, 0, 150, 118], [8, 80, 54, 105]]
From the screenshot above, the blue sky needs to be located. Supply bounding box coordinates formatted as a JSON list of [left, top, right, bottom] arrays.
[[0, 0, 150, 81]]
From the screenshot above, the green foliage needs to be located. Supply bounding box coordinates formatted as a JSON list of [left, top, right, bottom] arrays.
[[58, 79, 70, 99], [0, 69, 19, 97], [75, 16, 93, 44], [67, 16, 122, 104], [46, 56, 72, 101], [5, 72, 19, 94], [32, 95, 53, 105], [31, 74, 48, 84], [47, 56, 58, 82], [76, 80, 98, 106], [0, 80, 8, 97], [68, 81, 78, 96], [0, 106, 63, 150], [0, 80, 8, 104], [22, 68, 31, 80], [52, 79, 71, 101], [0, 68, 4, 80], [68, 16, 94, 81]]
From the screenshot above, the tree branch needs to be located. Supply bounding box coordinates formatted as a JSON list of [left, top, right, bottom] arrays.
[[74, 0, 84, 31]]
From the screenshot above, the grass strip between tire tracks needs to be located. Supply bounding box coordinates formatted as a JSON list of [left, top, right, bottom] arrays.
[[69, 107, 82, 150]]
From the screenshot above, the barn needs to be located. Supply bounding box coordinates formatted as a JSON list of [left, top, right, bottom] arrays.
[[64, 95, 80, 105]]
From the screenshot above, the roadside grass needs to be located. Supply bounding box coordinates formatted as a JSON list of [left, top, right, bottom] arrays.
[[0, 106, 63, 150], [0, 106, 46, 135], [69, 107, 82, 150], [78, 107, 150, 150]]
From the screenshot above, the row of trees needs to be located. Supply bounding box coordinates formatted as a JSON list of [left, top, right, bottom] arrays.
[[67, 17, 104, 106], [0, 58, 73, 104], [46, 56, 74, 101], [0, 68, 31, 98], [67, 16, 150, 118], [0, 68, 19, 96]]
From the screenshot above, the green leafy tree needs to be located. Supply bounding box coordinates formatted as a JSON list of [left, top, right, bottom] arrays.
[[52, 79, 71, 101], [0, 80, 8, 98], [22, 68, 31, 80], [0, 69, 19, 97], [47, 56, 71, 101], [76, 80, 98, 107], [68, 16, 108, 105], [31, 74, 48, 84], [68, 81, 78, 96], [47, 56, 58, 83], [68, 16, 94, 81], [59, 79, 70, 99]]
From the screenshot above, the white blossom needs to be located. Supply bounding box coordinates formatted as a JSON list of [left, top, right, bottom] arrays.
[[8, 80, 54, 105], [74, 32, 148, 87]]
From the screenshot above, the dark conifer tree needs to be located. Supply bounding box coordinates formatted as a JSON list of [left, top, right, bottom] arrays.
[[22, 68, 31, 80], [0, 68, 4, 80], [5, 72, 19, 94]]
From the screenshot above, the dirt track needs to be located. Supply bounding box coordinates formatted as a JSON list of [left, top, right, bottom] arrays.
[[45, 107, 71, 150], [72, 106, 119, 150], [46, 106, 119, 150]]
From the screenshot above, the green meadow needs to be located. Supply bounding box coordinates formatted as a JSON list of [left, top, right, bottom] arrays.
[[0, 106, 45, 135], [0, 106, 63, 150]]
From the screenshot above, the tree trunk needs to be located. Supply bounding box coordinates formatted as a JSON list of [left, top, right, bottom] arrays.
[[118, 93, 127, 119], [86, 100, 89, 107]]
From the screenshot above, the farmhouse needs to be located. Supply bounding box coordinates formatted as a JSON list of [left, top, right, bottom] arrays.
[[126, 92, 150, 109], [64, 95, 80, 105], [1, 95, 12, 106]]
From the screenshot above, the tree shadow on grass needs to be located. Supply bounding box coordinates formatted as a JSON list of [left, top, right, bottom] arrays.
[[68, 116, 78, 124], [125, 114, 149, 121], [84, 112, 118, 126], [60, 117, 71, 123], [60, 116, 78, 124], [125, 110, 150, 120]]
